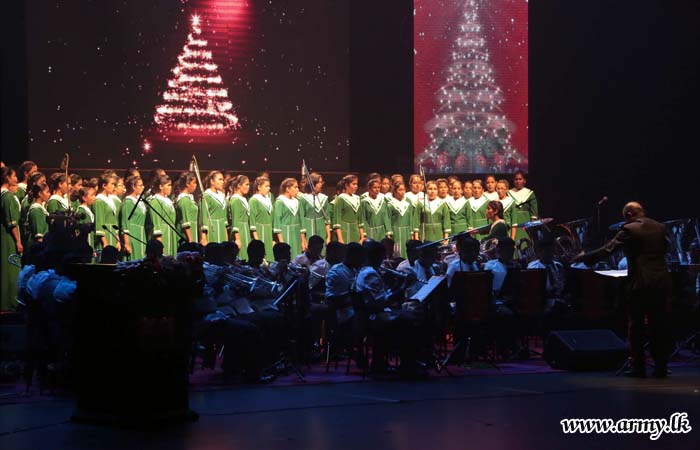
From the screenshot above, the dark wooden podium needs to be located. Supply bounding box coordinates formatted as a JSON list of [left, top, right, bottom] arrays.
[[70, 263, 198, 427]]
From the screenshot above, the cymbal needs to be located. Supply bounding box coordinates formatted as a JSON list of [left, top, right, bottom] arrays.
[[560, 218, 589, 227], [515, 218, 553, 229]]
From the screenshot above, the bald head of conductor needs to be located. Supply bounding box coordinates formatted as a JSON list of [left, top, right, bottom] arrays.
[[622, 201, 645, 223]]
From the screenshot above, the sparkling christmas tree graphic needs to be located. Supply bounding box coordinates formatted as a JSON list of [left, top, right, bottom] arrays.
[[153, 14, 239, 138], [418, 0, 525, 173]]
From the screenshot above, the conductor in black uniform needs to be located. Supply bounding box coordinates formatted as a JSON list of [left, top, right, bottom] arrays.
[[574, 202, 672, 377]]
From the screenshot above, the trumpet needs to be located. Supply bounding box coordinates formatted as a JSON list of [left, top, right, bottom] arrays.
[[8, 254, 22, 268], [224, 271, 282, 298]]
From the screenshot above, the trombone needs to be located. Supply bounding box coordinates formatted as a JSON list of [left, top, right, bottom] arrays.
[[223, 270, 282, 298]]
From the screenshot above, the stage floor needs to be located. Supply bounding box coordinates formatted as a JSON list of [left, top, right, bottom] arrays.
[[1, 365, 699, 449]]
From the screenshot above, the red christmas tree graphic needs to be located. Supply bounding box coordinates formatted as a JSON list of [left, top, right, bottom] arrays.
[[153, 14, 239, 137]]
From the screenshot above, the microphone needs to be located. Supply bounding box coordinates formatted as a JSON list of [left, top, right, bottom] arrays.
[[597, 196, 608, 206], [113, 224, 146, 245], [102, 224, 121, 244]]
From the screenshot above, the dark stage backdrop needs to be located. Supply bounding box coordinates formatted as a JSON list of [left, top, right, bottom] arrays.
[[25, 0, 349, 172]]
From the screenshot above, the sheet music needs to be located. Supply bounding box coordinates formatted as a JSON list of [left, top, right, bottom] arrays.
[[410, 275, 445, 302], [594, 269, 628, 278]]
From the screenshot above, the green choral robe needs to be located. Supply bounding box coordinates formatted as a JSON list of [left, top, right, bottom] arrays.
[[93, 194, 119, 250], [121, 195, 147, 260], [77, 204, 95, 251], [445, 196, 469, 234], [176, 193, 199, 245], [249, 193, 275, 262], [360, 194, 391, 241], [332, 193, 363, 243], [274, 196, 305, 258], [418, 199, 451, 243], [509, 187, 539, 242], [229, 194, 252, 261], [200, 190, 228, 243], [1, 189, 21, 311], [46, 194, 70, 214], [467, 196, 489, 230], [148, 194, 178, 256], [27, 203, 49, 248], [300, 192, 330, 242], [387, 197, 419, 259]]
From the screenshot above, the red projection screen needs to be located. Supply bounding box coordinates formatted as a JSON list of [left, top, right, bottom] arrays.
[[414, 0, 528, 174]]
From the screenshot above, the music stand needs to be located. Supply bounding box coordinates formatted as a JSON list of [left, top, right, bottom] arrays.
[[442, 271, 498, 370], [270, 279, 306, 382]]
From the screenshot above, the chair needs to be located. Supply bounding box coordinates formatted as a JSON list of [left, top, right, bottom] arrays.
[[443, 271, 495, 367], [509, 269, 547, 355]]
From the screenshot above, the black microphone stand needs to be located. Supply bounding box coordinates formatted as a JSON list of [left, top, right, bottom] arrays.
[[112, 224, 147, 246], [139, 195, 189, 245], [302, 160, 327, 239]]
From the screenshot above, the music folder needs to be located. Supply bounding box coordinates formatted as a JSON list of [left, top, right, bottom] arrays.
[[409, 275, 446, 303]]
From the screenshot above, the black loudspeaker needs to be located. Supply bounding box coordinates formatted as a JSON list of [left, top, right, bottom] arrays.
[[543, 329, 627, 371]]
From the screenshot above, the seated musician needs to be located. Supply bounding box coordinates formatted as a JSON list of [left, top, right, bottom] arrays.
[[471, 200, 511, 241], [484, 237, 520, 295], [380, 237, 399, 268], [413, 243, 439, 283], [293, 234, 325, 268], [194, 242, 272, 383], [325, 242, 364, 325], [446, 235, 481, 287], [396, 239, 422, 273], [527, 236, 569, 313], [325, 241, 346, 268], [269, 242, 292, 282], [357, 240, 427, 377]]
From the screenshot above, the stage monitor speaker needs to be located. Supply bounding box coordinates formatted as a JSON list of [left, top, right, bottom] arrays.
[[543, 329, 627, 371]]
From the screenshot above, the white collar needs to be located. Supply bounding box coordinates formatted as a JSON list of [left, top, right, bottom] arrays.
[[154, 193, 175, 209], [278, 195, 299, 216], [29, 202, 49, 214], [233, 193, 250, 211], [96, 193, 117, 213], [50, 194, 69, 208], [483, 191, 499, 201], [205, 189, 226, 207], [301, 192, 328, 212], [389, 197, 410, 216], [79, 204, 95, 220], [253, 193, 272, 212], [425, 198, 443, 215], [468, 196, 488, 211], [499, 196, 514, 210], [126, 195, 147, 212], [509, 187, 533, 204], [446, 196, 467, 214], [339, 193, 360, 212], [109, 194, 121, 202], [18, 182, 27, 190], [363, 194, 384, 215], [177, 192, 194, 202]]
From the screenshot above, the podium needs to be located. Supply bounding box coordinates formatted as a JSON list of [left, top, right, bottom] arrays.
[[70, 263, 198, 427]]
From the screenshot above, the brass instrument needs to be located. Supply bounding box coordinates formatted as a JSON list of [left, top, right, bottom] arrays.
[[479, 237, 499, 261], [380, 266, 428, 285], [8, 254, 22, 268], [223, 271, 282, 298], [288, 261, 327, 289], [517, 237, 535, 262]]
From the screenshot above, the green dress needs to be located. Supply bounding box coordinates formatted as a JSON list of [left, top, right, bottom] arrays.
[[467, 196, 489, 230], [176, 193, 199, 245], [273, 196, 305, 258], [387, 197, 419, 258], [332, 193, 362, 243], [1, 189, 21, 311], [46, 194, 70, 214], [27, 203, 49, 248], [148, 194, 178, 256], [16, 183, 26, 203], [111, 195, 123, 219], [93, 194, 119, 250], [19, 196, 31, 248], [418, 199, 451, 243], [500, 197, 515, 227], [249, 194, 275, 262], [300, 193, 330, 242], [228, 194, 251, 261], [200, 190, 228, 244], [509, 188, 539, 243], [359, 195, 391, 241], [121, 196, 147, 260], [77, 204, 96, 250], [446, 196, 469, 234]]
